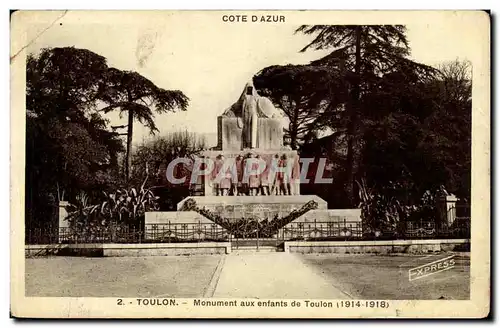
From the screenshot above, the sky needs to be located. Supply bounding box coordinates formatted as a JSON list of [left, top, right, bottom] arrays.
[[22, 11, 481, 147]]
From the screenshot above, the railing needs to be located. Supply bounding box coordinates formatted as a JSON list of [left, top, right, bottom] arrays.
[[280, 218, 470, 241], [405, 218, 470, 239], [280, 220, 363, 241], [25, 217, 470, 245], [26, 225, 59, 245], [144, 223, 229, 242], [26, 223, 230, 245]]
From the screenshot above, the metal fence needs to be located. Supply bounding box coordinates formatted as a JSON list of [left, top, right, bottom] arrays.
[[281, 220, 363, 241], [26, 223, 230, 245], [25, 217, 470, 245], [144, 223, 229, 242], [26, 225, 60, 245], [405, 217, 470, 239], [280, 217, 470, 241]]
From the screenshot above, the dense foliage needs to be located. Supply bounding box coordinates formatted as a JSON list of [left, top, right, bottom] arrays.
[[63, 176, 160, 241], [253, 65, 345, 149], [26, 47, 186, 229], [254, 26, 471, 228], [26, 48, 123, 229]]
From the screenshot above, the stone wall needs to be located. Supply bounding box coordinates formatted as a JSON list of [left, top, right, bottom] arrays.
[[217, 117, 241, 151], [102, 243, 231, 256], [103, 246, 227, 257], [284, 239, 470, 254], [256, 118, 283, 150], [26, 242, 232, 257]]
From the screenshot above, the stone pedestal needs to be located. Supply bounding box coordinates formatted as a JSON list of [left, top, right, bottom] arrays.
[[439, 194, 458, 227], [58, 201, 70, 243]]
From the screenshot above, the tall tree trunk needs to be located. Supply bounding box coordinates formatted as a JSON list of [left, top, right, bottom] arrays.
[[345, 26, 362, 207], [290, 132, 297, 150], [290, 101, 299, 150], [290, 120, 298, 150], [125, 108, 134, 183]]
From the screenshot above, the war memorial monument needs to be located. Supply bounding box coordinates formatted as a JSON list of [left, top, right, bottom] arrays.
[[144, 82, 361, 248]]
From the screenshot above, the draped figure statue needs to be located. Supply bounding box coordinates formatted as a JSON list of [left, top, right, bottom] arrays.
[[222, 81, 282, 149], [242, 90, 258, 148]]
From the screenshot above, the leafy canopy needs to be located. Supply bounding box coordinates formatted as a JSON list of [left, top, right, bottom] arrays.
[[100, 68, 189, 134]]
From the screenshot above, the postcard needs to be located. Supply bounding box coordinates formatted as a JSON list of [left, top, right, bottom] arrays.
[[11, 10, 490, 318]]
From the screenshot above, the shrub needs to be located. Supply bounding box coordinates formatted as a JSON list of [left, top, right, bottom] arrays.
[[64, 177, 160, 242], [99, 177, 160, 227]]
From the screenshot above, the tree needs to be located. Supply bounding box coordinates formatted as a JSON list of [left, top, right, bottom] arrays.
[[296, 25, 435, 205], [26, 47, 124, 229], [99, 68, 189, 182], [131, 131, 207, 210], [27, 47, 109, 118], [357, 59, 471, 228], [131, 131, 207, 186], [366, 59, 471, 200], [253, 64, 347, 150], [421, 60, 471, 199]]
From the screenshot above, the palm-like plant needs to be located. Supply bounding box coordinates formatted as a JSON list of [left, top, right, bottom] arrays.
[[64, 174, 160, 242], [65, 192, 97, 226], [357, 179, 413, 236], [64, 191, 102, 241], [99, 176, 160, 226]]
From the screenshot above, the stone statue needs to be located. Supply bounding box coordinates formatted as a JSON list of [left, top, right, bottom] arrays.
[[270, 153, 290, 196], [232, 154, 244, 196], [246, 152, 261, 196], [242, 89, 258, 149], [222, 81, 282, 149], [257, 154, 270, 196], [213, 154, 232, 196]]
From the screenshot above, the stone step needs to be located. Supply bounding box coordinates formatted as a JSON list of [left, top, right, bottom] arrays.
[[231, 246, 278, 253]]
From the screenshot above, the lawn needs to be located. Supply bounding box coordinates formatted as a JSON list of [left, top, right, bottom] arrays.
[[298, 253, 470, 300], [25, 255, 222, 297]]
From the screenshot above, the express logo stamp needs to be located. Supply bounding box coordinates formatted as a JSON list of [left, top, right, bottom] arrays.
[[408, 255, 456, 281]]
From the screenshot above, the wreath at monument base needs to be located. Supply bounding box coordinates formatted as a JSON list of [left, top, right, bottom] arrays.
[[181, 198, 318, 237]]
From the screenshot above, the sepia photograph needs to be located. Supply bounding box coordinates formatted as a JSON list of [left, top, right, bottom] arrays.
[[10, 10, 490, 318]]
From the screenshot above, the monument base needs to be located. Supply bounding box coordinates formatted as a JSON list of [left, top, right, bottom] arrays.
[[177, 195, 327, 222]]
